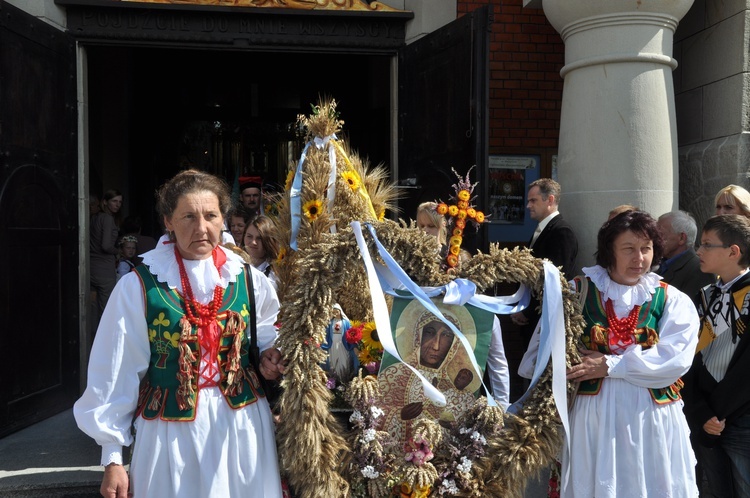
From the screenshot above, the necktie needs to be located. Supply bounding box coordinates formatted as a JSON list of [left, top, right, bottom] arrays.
[[530, 224, 542, 247]]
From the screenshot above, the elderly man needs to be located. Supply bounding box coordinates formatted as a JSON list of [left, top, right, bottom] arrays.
[[657, 210, 715, 300]]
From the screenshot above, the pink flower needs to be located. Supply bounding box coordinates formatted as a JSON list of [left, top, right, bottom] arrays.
[[403, 436, 433, 466]]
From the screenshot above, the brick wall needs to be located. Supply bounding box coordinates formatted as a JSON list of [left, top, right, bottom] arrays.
[[458, 0, 564, 151]]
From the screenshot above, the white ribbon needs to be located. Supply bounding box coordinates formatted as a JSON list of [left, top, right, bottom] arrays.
[[507, 262, 571, 480], [314, 134, 338, 235]]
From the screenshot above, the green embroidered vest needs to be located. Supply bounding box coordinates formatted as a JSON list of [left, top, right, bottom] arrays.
[[575, 277, 683, 404], [134, 265, 266, 421]]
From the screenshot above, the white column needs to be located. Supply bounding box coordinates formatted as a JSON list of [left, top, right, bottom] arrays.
[[543, 0, 694, 270]]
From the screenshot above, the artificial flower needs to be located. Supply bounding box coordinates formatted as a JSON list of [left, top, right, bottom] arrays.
[[341, 170, 361, 190], [276, 246, 287, 264], [457, 189, 470, 201], [455, 218, 466, 230], [475, 211, 485, 223], [457, 200, 468, 209], [449, 235, 463, 247], [446, 254, 459, 267], [466, 207, 477, 219], [447, 205, 459, 216], [302, 199, 323, 221], [284, 169, 295, 191], [456, 209, 467, 220], [345, 323, 364, 344], [453, 227, 463, 237], [361, 322, 381, 349], [436, 203, 448, 215], [449, 244, 461, 256]]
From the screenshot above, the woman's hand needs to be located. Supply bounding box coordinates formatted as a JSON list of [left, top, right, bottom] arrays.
[[259, 348, 286, 380], [566, 348, 608, 381], [703, 416, 726, 436], [101, 463, 130, 498]]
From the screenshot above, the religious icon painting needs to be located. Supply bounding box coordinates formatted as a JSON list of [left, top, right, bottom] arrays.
[[377, 296, 495, 443]]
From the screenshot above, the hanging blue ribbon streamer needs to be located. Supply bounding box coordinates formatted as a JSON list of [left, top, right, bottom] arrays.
[[289, 141, 312, 251]]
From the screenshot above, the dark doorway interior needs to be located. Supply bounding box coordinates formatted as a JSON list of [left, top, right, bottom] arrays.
[[86, 45, 392, 238]]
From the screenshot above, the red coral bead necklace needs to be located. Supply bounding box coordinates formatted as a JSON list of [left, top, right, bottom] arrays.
[[175, 246, 224, 327], [605, 298, 640, 346]]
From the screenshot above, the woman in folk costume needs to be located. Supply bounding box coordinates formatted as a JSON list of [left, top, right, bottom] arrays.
[[74, 169, 285, 498], [562, 210, 699, 497]]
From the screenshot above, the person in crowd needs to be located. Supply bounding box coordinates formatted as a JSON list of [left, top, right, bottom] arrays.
[[243, 214, 280, 289], [607, 203, 638, 221], [656, 210, 715, 300], [562, 210, 699, 497], [89, 189, 123, 319], [74, 169, 285, 498], [239, 176, 263, 216], [715, 184, 750, 217], [511, 178, 578, 348], [416, 201, 447, 249], [89, 193, 101, 217], [683, 214, 750, 497], [119, 215, 157, 265], [115, 235, 138, 280], [229, 206, 251, 246]]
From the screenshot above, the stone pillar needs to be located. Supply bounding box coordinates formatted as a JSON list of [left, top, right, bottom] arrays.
[[543, 0, 694, 270]]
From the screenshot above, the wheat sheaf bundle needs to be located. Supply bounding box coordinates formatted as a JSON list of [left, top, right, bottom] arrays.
[[272, 98, 584, 498]]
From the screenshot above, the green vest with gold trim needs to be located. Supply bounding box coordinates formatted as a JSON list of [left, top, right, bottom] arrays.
[[133, 264, 266, 421], [575, 276, 684, 404]]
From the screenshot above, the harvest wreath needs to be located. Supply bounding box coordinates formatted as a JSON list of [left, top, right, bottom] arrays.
[[268, 99, 585, 498]]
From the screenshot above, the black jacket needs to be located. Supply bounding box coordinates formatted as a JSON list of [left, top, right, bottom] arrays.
[[683, 272, 750, 446]]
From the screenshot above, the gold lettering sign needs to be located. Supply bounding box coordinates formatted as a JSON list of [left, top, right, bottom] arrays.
[[119, 0, 405, 12]]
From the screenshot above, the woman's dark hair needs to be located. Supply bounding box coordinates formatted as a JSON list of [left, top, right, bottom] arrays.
[[156, 169, 232, 219], [595, 210, 664, 269]]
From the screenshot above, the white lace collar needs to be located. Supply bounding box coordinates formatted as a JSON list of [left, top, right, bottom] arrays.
[[582, 265, 663, 316], [140, 235, 245, 302]]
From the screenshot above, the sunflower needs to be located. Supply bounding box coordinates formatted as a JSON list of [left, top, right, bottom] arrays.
[[302, 199, 323, 220], [378, 208, 386, 221], [276, 246, 287, 265], [361, 321, 381, 349], [358, 347, 376, 365], [341, 170, 361, 190], [284, 170, 295, 191]]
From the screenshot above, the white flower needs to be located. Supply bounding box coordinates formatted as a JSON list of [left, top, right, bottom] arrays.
[[370, 406, 384, 419], [470, 431, 487, 445], [439, 478, 459, 495], [361, 465, 380, 479], [360, 428, 377, 443], [350, 410, 364, 424], [457, 455, 472, 473]]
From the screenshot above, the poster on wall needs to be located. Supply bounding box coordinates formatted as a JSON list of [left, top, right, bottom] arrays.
[[488, 155, 537, 224]]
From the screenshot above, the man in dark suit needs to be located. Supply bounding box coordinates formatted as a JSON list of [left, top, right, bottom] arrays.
[[657, 210, 715, 301], [510, 178, 579, 348]]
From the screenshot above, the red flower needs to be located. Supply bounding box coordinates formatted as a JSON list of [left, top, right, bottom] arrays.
[[345, 324, 363, 344]]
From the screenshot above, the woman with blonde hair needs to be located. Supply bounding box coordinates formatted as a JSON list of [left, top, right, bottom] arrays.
[[416, 201, 447, 246], [715, 184, 750, 217]]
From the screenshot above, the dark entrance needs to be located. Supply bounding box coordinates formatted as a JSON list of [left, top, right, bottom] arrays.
[[86, 46, 393, 238], [0, 2, 79, 437]]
